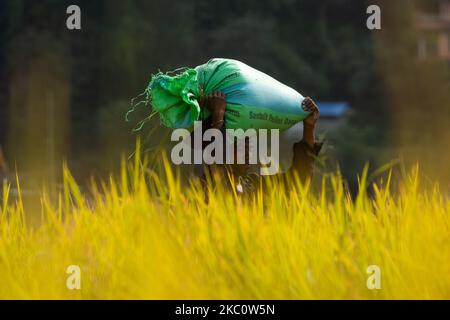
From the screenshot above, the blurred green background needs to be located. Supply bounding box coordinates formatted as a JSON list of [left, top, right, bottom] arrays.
[[0, 0, 449, 193]]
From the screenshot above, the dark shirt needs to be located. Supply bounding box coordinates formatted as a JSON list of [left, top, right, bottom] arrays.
[[191, 118, 322, 193]]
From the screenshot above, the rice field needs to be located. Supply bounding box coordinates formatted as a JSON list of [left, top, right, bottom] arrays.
[[0, 150, 449, 299]]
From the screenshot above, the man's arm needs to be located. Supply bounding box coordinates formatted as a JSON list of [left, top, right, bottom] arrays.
[[191, 92, 227, 182], [289, 97, 322, 182], [249, 97, 322, 191], [190, 92, 226, 149], [206, 92, 226, 130]]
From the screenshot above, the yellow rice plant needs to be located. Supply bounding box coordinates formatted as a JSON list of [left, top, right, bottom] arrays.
[[0, 148, 449, 299]]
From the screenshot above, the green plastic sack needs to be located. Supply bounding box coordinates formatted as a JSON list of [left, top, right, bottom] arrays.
[[136, 58, 310, 130]]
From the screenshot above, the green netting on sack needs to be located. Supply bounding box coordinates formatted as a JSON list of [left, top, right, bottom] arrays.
[[148, 68, 201, 129], [126, 67, 202, 131]]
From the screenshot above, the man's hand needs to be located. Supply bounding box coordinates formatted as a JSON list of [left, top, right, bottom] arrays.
[[205, 91, 226, 116], [301, 97, 319, 148], [205, 91, 226, 129], [302, 97, 320, 128]]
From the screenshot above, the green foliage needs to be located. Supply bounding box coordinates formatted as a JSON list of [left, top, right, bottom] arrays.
[[1, 0, 447, 183]]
